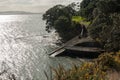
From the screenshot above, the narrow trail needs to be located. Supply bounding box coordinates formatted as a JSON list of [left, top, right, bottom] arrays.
[[49, 26, 104, 57]]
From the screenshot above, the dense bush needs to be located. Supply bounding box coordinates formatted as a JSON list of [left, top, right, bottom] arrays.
[[84, 0, 120, 51], [77, 0, 98, 21], [97, 51, 120, 71], [51, 51, 120, 80], [97, 0, 119, 13], [54, 16, 82, 42], [52, 63, 107, 80], [89, 13, 120, 51], [43, 0, 120, 50], [43, 4, 83, 42]]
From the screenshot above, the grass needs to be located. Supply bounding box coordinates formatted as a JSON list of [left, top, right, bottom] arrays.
[[72, 16, 85, 22], [72, 16, 91, 26]]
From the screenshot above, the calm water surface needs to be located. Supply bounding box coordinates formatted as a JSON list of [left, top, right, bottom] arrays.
[[0, 14, 81, 80]]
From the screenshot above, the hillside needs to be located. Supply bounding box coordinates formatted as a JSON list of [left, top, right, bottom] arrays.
[[0, 11, 42, 15]]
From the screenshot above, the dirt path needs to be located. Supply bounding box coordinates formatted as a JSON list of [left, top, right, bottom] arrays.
[[108, 70, 120, 80]]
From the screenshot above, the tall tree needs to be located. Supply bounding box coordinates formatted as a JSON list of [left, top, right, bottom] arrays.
[[43, 4, 82, 42]]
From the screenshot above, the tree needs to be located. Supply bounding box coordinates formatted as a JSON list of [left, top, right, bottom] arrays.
[[78, 0, 98, 21], [43, 5, 76, 32], [43, 4, 82, 42], [54, 16, 72, 41], [43, 5, 65, 32], [87, 0, 120, 51], [97, 0, 118, 13]]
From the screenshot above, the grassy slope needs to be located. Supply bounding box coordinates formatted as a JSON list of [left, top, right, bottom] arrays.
[[72, 16, 90, 26]]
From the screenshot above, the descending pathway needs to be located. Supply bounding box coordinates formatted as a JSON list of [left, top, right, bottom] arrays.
[[65, 46, 104, 52], [49, 36, 104, 57], [49, 25, 104, 58]]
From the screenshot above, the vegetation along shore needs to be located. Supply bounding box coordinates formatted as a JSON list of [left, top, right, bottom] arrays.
[[43, 0, 120, 80]]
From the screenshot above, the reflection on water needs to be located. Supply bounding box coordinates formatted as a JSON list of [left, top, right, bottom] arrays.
[[0, 14, 81, 80]]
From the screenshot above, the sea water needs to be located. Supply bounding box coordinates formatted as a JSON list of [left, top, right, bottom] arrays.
[[0, 14, 81, 80]]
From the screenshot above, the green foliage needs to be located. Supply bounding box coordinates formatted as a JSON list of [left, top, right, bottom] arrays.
[[77, 0, 98, 21], [47, 0, 120, 79], [97, 0, 119, 13], [43, 5, 66, 31], [89, 13, 120, 51], [104, 13, 120, 51], [72, 16, 90, 26], [43, 4, 83, 42], [88, 14, 111, 39], [78, 0, 120, 20], [54, 16, 71, 41], [72, 16, 85, 22], [83, 0, 120, 51], [43, 4, 75, 30]]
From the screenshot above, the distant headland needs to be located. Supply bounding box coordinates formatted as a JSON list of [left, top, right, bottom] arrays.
[[0, 11, 43, 15]]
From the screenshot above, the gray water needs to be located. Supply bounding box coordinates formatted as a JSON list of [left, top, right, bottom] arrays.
[[0, 14, 82, 80]]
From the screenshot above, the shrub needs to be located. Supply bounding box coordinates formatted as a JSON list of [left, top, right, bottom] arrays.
[[52, 51, 120, 80], [97, 51, 120, 71], [43, 4, 82, 42], [52, 63, 107, 80]]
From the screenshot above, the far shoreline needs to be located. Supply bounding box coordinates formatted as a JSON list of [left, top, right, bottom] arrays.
[[0, 11, 43, 15]]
